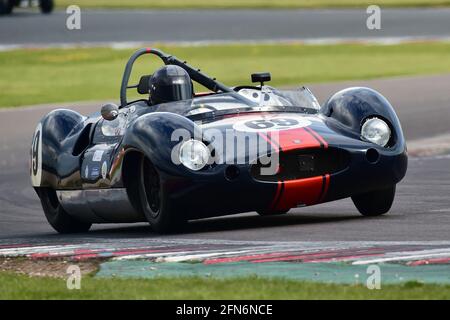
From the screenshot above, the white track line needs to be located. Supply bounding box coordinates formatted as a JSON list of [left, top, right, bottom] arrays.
[[0, 244, 84, 256], [353, 252, 450, 265], [155, 249, 261, 263], [352, 249, 450, 265], [2, 37, 450, 52], [2, 241, 450, 262]]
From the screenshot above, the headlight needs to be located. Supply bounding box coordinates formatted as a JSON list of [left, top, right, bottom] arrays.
[[179, 140, 209, 171], [361, 117, 391, 147]]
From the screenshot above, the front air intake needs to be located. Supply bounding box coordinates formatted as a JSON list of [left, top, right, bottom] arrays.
[[251, 148, 350, 182]]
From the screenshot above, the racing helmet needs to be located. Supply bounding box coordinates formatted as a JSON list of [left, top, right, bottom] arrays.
[[149, 65, 193, 105]]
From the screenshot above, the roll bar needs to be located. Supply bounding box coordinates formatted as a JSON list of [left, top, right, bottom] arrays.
[[120, 48, 233, 107]]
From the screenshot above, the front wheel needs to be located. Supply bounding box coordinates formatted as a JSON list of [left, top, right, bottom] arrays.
[[39, 0, 53, 14], [352, 185, 396, 216], [138, 157, 185, 233], [0, 0, 13, 15], [36, 188, 92, 233]]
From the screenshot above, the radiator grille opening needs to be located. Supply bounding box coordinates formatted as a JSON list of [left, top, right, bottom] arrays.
[[251, 148, 350, 182]]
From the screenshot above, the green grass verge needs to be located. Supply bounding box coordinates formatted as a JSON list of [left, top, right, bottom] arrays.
[[56, 0, 450, 9], [1, 272, 449, 299], [2, 42, 450, 107]]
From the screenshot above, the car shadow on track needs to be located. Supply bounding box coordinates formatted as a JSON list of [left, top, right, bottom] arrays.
[[1, 212, 383, 242], [75, 212, 367, 238], [185, 213, 364, 234]]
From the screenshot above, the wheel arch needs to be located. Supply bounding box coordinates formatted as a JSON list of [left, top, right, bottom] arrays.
[[31, 109, 85, 188], [321, 87, 406, 150], [122, 111, 201, 176]]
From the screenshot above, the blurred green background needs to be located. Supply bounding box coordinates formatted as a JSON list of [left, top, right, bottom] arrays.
[[2, 42, 450, 107]]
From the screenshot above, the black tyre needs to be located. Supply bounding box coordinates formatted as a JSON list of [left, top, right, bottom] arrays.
[[0, 0, 13, 15], [138, 157, 184, 233], [36, 188, 92, 233], [352, 185, 396, 216], [257, 209, 289, 216], [39, 0, 53, 14]]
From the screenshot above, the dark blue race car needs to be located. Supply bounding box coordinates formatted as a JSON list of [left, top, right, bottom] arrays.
[[30, 48, 408, 233]]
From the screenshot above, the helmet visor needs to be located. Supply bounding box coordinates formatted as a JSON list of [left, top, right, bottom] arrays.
[[155, 81, 192, 103]]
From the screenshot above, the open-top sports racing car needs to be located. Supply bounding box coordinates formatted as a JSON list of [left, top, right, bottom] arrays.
[[30, 48, 408, 233]]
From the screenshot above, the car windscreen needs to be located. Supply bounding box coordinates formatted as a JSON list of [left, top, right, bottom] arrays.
[[185, 86, 320, 117], [151, 86, 321, 119]]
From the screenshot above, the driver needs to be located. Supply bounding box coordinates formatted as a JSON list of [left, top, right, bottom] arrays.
[[149, 65, 193, 105]]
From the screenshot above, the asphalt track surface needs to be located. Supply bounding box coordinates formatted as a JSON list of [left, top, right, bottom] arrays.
[[0, 74, 449, 243], [1, 8, 450, 46]]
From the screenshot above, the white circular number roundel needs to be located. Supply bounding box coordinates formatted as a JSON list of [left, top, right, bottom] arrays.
[[232, 116, 311, 133], [31, 123, 43, 187]]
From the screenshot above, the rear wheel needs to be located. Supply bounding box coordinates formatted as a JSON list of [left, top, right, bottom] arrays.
[[36, 188, 92, 233], [352, 185, 396, 216], [39, 0, 53, 14], [257, 209, 289, 216], [0, 0, 13, 15], [138, 157, 184, 233]]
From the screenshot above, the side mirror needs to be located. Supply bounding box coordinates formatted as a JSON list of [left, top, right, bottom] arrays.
[[101, 103, 119, 121], [251, 72, 271, 87]]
